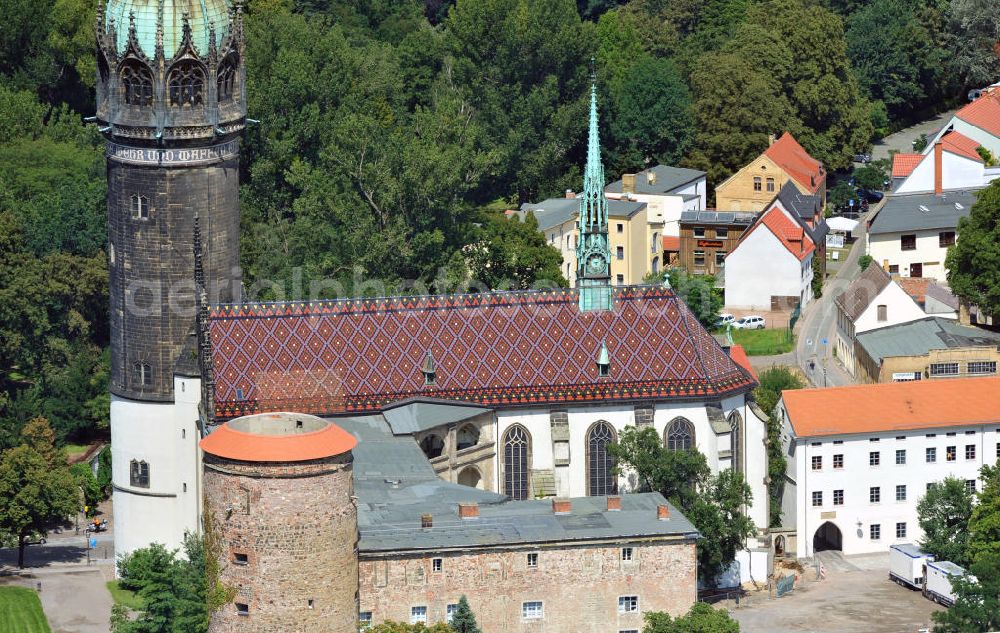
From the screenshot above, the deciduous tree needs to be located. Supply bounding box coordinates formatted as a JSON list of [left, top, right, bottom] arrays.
[[946, 182, 1000, 317], [932, 551, 1000, 633], [917, 477, 975, 567], [643, 601, 741, 633]]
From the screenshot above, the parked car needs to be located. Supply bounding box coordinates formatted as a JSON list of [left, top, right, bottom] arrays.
[[856, 188, 884, 203], [853, 153, 871, 164], [716, 313, 735, 328], [24, 534, 47, 545], [733, 315, 766, 329]]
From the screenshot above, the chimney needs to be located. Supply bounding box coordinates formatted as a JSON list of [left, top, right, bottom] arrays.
[[458, 503, 479, 520], [622, 173, 636, 194], [768, 133, 776, 146], [421, 513, 433, 529], [565, 189, 575, 199], [934, 141, 943, 196], [606, 495, 622, 511], [646, 170, 657, 185], [657, 504, 670, 520], [551, 498, 572, 515]]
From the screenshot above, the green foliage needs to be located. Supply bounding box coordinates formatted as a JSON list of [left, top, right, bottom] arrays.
[[688, 468, 756, 583], [853, 159, 889, 191], [946, 181, 1000, 317], [977, 145, 998, 167], [968, 464, 1000, 564], [643, 601, 741, 633], [913, 133, 929, 152], [0, 585, 52, 633], [71, 462, 102, 514], [449, 595, 480, 633], [648, 268, 723, 328], [917, 477, 974, 568], [366, 623, 454, 633], [106, 581, 145, 611], [729, 328, 794, 356], [753, 366, 805, 415], [947, 0, 1000, 87], [753, 366, 804, 527], [858, 254, 874, 271], [608, 426, 712, 512], [932, 551, 1000, 633], [461, 212, 568, 290], [96, 446, 112, 496], [827, 181, 856, 212], [811, 256, 823, 300]]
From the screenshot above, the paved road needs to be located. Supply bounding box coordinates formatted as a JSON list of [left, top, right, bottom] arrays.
[[871, 109, 957, 161]]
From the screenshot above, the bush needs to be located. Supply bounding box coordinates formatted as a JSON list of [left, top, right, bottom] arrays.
[[858, 254, 873, 271]]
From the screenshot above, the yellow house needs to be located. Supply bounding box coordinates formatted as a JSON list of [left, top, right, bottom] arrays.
[[520, 192, 653, 286], [715, 132, 827, 212]]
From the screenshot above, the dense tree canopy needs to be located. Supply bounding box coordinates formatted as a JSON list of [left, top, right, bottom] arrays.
[[917, 476, 975, 567], [947, 181, 1000, 317]]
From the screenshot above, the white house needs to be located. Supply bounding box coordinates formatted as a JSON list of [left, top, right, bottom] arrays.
[[778, 376, 1000, 557], [724, 205, 815, 311], [867, 189, 977, 282], [893, 132, 999, 194], [605, 165, 708, 237], [834, 264, 926, 378], [926, 87, 1000, 158]]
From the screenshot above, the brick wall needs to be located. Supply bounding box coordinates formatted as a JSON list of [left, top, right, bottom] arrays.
[[204, 454, 358, 633], [359, 539, 696, 632]]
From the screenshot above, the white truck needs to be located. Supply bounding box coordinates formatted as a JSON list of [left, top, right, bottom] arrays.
[[889, 543, 934, 590], [924, 560, 968, 607]]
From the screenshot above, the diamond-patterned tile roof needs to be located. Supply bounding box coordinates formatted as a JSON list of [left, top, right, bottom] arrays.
[[208, 286, 756, 419]]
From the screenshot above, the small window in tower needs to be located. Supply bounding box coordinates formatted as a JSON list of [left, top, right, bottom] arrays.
[[167, 62, 206, 107], [133, 362, 152, 387], [308, 599, 314, 610], [233, 552, 248, 565], [432, 558, 442, 572], [217, 55, 238, 102], [130, 460, 150, 488], [131, 195, 149, 220], [182, 482, 187, 492], [235, 603, 249, 616], [120, 61, 153, 107]]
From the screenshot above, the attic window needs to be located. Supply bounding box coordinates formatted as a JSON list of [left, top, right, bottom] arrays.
[[596, 342, 610, 377], [420, 350, 436, 387]]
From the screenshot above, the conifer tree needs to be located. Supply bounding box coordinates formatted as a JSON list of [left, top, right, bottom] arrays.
[[450, 595, 481, 633]]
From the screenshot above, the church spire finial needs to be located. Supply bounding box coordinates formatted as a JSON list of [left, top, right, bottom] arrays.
[[576, 64, 612, 312]]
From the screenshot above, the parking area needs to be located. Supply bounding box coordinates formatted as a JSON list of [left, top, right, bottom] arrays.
[[728, 552, 943, 633]]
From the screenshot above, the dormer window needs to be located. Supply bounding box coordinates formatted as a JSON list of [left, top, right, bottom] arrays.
[[596, 341, 610, 377], [421, 351, 436, 387]]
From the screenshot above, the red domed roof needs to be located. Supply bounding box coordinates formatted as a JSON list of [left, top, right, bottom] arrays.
[[200, 414, 357, 462]]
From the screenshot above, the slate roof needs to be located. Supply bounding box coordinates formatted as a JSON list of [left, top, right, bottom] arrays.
[[833, 263, 892, 322], [774, 181, 828, 244], [679, 210, 757, 226], [764, 133, 825, 194], [520, 197, 646, 231], [868, 190, 978, 235], [208, 286, 757, 419], [925, 283, 959, 310], [605, 165, 705, 195], [338, 415, 699, 553], [856, 317, 1000, 364], [957, 90, 1000, 138]]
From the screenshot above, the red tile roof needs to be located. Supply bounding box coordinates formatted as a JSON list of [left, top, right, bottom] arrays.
[[940, 130, 984, 162], [957, 90, 1000, 138], [764, 132, 825, 194], [662, 235, 680, 251], [207, 287, 757, 419], [200, 416, 358, 462], [782, 376, 1000, 438], [740, 206, 815, 262], [728, 344, 757, 381], [897, 277, 930, 304], [892, 153, 923, 178]]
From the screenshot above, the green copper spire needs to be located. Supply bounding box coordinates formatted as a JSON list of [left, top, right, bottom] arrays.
[[576, 72, 612, 312]]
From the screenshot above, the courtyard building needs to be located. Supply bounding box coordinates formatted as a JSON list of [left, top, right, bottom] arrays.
[[715, 132, 827, 213], [677, 210, 756, 276]]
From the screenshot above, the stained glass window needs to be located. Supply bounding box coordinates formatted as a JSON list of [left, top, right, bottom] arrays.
[[503, 426, 530, 500]]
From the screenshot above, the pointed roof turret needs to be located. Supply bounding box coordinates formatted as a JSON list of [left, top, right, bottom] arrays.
[[578, 76, 608, 233], [575, 66, 612, 313]]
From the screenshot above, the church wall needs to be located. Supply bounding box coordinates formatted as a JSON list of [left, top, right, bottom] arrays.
[[110, 374, 202, 559], [359, 538, 697, 631]]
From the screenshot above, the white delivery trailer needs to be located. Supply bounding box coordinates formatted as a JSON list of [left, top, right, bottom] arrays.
[[890, 543, 934, 589], [924, 560, 967, 607]]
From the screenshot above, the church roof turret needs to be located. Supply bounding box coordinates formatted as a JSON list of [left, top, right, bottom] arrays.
[[575, 70, 612, 312], [104, 0, 231, 60]]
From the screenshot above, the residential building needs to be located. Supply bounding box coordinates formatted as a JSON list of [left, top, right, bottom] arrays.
[[677, 210, 756, 276], [724, 205, 815, 311], [520, 195, 650, 285], [767, 181, 829, 278], [605, 165, 707, 237], [926, 86, 1000, 158], [833, 265, 926, 378], [894, 132, 998, 194], [854, 317, 1000, 383], [779, 377, 1000, 557], [715, 133, 827, 212], [867, 189, 977, 281], [896, 278, 959, 319]]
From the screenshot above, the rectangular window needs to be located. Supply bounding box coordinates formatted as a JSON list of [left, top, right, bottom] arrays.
[[947, 446, 956, 461], [617, 223, 624, 234], [896, 449, 906, 465], [871, 524, 881, 540], [833, 454, 844, 469], [236, 603, 249, 616], [926, 433, 936, 438], [693, 250, 705, 267], [901, 234, 916, 250], [621, 547, 634, 562], [896, 436, 906, 440], [966, 480, 977, 494], [811, 455, 822, 470], [616, 246, 625, 260], [527, 552, 538, 568], [996, 442, 1000, 459], [939, 231, 955, 247], [753, 176, 762, 192], [811, 441, 822, 447], [896, 485, 907, 501], [870, 437, 880, 442], [889, 264, 899, 274], [618, 596, 639, 614], [965, 430, 975, 435], [833, 440, 843, 445], [411, 606, 428, 624], [447, 604, 458, 623], [870, 486, 880, 503], [930, 362, 959, 377], [927, 482, 936, 492], [968, 361, 997, 375], [432, 558, 442, 573], [766, 177, 775, 192], [896, 522, 907, 539], [833, 490, 844, 506], [926, 447, 937, 463], [233, 552, 248, 565], [130, 460, 150, 488], [716, 228, 729, 239], [877, 305, 887, 322], [812, 491, 823, 507], [693, 227, 705, 238], [966, 444, 976, 460], [522, 601, 543, 620], [870, 451, 880, 466], [359, 612, 372, 628], [715, 251, 726, 266]]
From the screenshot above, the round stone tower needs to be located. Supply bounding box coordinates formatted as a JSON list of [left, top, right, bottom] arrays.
[[200, 413, 359, 633], [96, 0, 245, 557]]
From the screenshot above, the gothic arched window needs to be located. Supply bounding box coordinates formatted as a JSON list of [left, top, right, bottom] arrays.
[[217, 55, 237, 102], [167, 62, 206, 106], [120, 61, 153, 106], [131, 194, 149, 219], [503, 425, 530, 500], [130, 459, 150, 488], [665, 417, 695, 451], [729, 411, 743, 474], [587, 421, 617, 496], [133, 362, 152, 387]]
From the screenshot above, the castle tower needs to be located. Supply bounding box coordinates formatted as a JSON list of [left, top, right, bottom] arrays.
[[200, 413, 359, 632], [576, 79, 612, 312], [95, 0, 246, 557]]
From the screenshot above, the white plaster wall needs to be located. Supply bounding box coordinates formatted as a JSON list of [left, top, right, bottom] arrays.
[[896, 152, 984, 194], [868, 231, 952, 282], [742, 404, 770, 531], [953, 119, 1000, 157], [788, 424, 1000, 557], [111, 375, 202, 561], [853, 283, 926, 334], [725, 227, 803, 310]]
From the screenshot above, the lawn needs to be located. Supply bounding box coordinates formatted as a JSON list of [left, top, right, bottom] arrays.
[[106, 581, 144, 610], [0, 586, 52, 633], [63, 443, 91, 457], [731, 327, 795, 356]]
